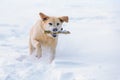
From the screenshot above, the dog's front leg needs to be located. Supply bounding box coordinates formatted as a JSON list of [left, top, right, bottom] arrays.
[[32, 39, 42, 58], [36, 45, 42, 58]]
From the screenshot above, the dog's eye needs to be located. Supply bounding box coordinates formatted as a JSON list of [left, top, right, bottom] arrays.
[[49, 23, 52, 25], [57, 23, 60, 26]]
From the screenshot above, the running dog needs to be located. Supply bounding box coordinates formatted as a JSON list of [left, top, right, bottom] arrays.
[[29, 12, 69, 63]]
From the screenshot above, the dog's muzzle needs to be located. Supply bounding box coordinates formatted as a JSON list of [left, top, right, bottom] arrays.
[[52, 28, 58, 37]]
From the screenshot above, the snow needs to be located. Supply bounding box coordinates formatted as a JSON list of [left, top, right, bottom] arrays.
[[0, 0, 120, 80]]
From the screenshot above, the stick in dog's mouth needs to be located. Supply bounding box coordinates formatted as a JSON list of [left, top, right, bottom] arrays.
[[44, 30, 70, 37], [44, 30, 71, 34]]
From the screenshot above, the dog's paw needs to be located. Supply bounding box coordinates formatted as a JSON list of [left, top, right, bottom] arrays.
[[36, 54, 42, 58]]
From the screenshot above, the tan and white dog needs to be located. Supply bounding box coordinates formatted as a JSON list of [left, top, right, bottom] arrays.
[[29, 12, 69, 63]]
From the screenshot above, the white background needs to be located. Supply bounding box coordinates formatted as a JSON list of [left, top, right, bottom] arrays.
[[0, 0, 120, 80]]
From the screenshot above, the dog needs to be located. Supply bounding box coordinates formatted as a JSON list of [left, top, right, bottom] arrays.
[[29, 12, 69, 63]]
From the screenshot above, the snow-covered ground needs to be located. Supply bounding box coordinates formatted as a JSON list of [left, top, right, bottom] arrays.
[[0, 0, 120, 80]]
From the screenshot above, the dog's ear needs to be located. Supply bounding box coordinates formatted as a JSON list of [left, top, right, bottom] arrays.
[[59, 16, 69, 23], [39, 12, 49, 21]]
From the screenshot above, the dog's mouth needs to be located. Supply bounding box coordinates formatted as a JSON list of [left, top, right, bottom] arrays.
[[52, 33, 57, 37]]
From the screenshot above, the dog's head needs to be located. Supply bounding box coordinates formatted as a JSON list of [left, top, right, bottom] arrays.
[[39, 12, 69, 38]]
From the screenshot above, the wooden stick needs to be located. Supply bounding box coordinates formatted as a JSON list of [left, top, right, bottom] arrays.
[[44, 30, 70, 34]]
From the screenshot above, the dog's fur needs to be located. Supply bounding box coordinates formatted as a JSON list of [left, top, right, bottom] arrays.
[[29, 12, 68, 63]]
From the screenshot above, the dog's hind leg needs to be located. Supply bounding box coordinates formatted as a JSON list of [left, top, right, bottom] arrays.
[[49, 47, 56, 63]]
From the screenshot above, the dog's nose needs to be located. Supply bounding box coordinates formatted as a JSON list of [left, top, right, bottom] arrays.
[[53, 28, 58, 31]]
